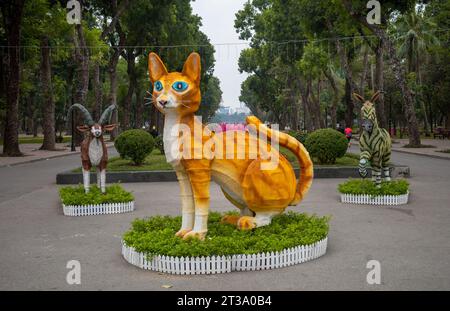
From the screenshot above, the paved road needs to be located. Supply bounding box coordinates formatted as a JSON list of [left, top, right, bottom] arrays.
[[0, 149, 449, 290], [0, 147, 118, 204]]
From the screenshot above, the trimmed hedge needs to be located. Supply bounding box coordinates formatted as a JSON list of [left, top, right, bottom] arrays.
[[287, 130, 309, 144], [304, 128, 348, 164], [123, 211, 330, 258], [115, 129, 154, 165], [59, 184, 134, 205], [338, 179, 409, 196]]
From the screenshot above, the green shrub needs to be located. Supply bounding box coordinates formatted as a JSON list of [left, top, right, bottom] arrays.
[[59, 184, 134, 205], [287, 130, 309, 144], [123, 211, 330, 258], [338, 179, 409, 196], [115, 129, 154, 165], [304, 128, 348, 164], [154, 135, 165, 155]]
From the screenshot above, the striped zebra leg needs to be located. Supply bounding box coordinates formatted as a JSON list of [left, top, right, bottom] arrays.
[[372, 165, 382, 188], [383, 167, 391, 182], [382, 152, 391, 182], [359, 151, 370, 178]]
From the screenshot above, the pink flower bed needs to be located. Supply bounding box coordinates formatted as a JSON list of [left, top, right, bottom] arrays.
[[216, 123, 247, 133]]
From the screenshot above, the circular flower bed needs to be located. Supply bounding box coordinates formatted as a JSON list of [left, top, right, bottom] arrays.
[[338, 179, 409, 206], [122, 212, 329, 274], [59, 184, 135, 216]]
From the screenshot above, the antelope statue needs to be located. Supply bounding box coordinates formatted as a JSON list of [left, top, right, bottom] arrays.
[[67, 104, 117, 194]]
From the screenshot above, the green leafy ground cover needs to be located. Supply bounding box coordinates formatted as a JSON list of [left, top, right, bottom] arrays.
[[338, 179, 409, 196], [59, 184, 134, 205], [123, 211, 330, 258]]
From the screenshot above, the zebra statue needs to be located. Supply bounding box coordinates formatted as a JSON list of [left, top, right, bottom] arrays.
[[353, 91, 392, 188]]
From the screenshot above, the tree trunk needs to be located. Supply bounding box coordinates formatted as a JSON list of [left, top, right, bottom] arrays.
[[108, 26, 126, 140], [382, 35, 420, 145], [324, 70, 338, 129], [135, 90, 144, 129], [308, 79, 324, 128], [122, 49, 136, 130], [92, 63, 102, 120], [298, 79, 314, 131], [39, 36, 56, 150], [73, 23, 90, 146], [25, 94, 34, 135], [417, 67, 430, 136], [287, 78, 300, 130], [374, 40, 388, 129], [446, 105, 450, 130], [360, 47, 369, 94], [1, 0, 25, 156], [335, 38, 355, 129], [96, 0, 128, 134], [344, 77, 354, 128]]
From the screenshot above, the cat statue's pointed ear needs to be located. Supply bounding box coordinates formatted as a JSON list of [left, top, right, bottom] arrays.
[[182, 52, 201, 85], [148, 52, 168, 83]]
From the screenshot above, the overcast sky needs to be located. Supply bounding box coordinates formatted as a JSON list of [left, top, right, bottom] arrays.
[[191, 0, 249, 109]]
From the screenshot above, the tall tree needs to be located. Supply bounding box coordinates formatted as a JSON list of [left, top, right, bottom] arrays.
[[1, 0, 25, 156], [39, 36, 56, 150], [341, 0, 422, 146], [395, 9, 440, 136], [72, 22, 90, 145], [21, 1, 71, 150]]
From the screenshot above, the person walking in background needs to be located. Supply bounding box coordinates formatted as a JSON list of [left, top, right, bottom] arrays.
[[149, 125, 158, 138], [345, 127, 353, 147]]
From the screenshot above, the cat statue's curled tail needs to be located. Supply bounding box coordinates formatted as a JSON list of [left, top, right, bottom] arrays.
[[245, 116, 313, 206]]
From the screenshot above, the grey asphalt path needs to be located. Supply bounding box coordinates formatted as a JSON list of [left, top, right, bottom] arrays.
[[0, 147, 118, 204], [0, 148, 449, 290]]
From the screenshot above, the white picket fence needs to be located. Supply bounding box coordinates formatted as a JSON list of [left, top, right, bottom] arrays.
[[121, 236, 328, 275], [340, 192, 409, 206], [62, 201, 135, 216]]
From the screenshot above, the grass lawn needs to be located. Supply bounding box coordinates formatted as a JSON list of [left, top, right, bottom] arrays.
[[73, 148, 360, 172], [0, 136, 71, 145]]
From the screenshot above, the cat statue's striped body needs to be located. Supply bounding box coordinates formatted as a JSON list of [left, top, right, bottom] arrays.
[[354, 91, 392, 188], [148, 52, 313, 240]]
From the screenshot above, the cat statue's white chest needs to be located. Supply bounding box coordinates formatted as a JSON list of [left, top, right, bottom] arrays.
[[89, 138, 103, 166], [163, 112, 181, 166]]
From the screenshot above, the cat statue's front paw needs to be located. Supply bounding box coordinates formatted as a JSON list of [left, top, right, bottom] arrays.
[[182, 231, 207, 241], [175, 228, 192, 238], [237, 216, 256, 230]]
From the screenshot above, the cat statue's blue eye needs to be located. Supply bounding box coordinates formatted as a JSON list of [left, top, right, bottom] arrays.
[[172, 81, 188, 92], [154, 81, 163, 92]]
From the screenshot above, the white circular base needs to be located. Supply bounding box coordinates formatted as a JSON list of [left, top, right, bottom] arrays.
[[62, 201, 135, 216], [340, 192, 409, 206], [121, 237, 328, 275]]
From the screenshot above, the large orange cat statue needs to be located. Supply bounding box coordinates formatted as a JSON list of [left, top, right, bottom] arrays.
[[148, 52, 313, 240]]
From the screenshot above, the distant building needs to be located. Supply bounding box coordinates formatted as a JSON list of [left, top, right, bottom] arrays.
[[217, 103, 250, 115], [233, 106, 250, 115], [217, 106, 232, 115]]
